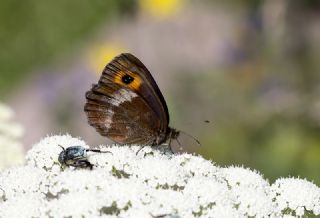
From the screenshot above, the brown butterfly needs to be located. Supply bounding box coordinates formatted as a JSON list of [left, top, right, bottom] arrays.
[[84, 53, 198, 151]]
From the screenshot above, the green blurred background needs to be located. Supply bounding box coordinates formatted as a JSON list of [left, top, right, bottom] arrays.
[[0, 0, 319, 185]]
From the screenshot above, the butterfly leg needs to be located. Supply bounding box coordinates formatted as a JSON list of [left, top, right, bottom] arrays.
[[175, 138, 183, 152], [135, 145, 147, 155]]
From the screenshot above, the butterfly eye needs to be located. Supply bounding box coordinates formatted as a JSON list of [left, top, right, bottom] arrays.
[[122, 74, 134, 84]]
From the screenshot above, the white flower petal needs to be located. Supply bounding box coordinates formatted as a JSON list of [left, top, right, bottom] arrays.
[[0, 135, 319, 217]]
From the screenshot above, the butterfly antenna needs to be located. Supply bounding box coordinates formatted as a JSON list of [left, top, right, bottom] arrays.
[[180, 130, 201, 146]]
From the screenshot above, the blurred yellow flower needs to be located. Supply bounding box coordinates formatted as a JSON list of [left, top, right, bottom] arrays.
[[88, 43, 126, 74], [139, 0, 184, 18]]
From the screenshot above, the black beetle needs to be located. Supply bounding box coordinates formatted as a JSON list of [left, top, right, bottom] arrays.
[[58, 145, 110, 170]]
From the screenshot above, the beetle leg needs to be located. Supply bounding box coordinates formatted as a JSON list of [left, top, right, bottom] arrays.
[[58, 145, 65, 151], [86, 149, 112, 154], [77, 160, 94, 170]]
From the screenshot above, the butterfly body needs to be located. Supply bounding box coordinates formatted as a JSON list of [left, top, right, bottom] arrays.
[[85, 53, 180, 146]]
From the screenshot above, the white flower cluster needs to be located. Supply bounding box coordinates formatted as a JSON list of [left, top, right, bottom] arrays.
[[0, 102, 24, 170], [0, 135, 319, 218]]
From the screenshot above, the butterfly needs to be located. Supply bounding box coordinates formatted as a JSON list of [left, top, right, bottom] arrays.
[[84, 53, 198, 151]]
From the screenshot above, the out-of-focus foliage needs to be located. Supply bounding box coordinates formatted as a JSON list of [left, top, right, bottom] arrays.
[[0, 0, 135, 97], [169, 0, 320, 184]]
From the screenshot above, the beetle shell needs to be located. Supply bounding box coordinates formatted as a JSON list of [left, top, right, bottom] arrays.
[[58, 146, 87, 165]]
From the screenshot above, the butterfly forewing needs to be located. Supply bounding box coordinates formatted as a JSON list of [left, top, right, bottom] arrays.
[[84, 53, 170, 145]]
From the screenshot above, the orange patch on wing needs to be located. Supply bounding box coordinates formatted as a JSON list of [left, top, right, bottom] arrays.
[[114, 71, 142, 91]]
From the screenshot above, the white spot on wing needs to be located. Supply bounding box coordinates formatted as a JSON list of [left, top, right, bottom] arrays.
[[104, 110, 114, 129], [110, 89, 138, 106]]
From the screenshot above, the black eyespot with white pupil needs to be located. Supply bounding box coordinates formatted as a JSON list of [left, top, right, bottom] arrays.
[[122, 74, 134, 84]]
